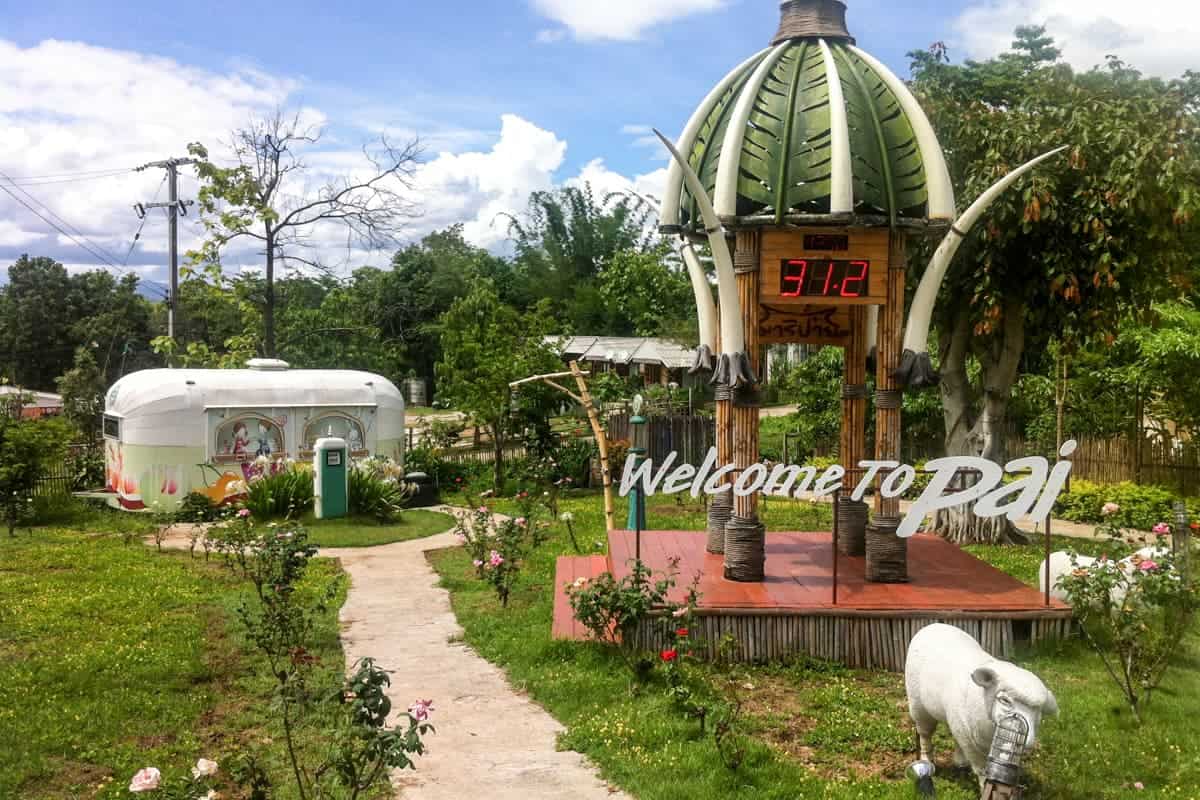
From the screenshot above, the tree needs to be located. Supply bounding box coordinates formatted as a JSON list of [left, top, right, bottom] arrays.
[[435, 285, 560, 490], [374, 227, 513, 393], [188, 109, 422, 356], [595, 246, 696, 337], [56, 347, 106, 440], [908, 29, 1200, 542], [0, 255, 76, 389], [505, 185, 661, 331]]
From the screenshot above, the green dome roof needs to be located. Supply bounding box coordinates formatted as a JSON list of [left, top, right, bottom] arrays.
[[660, 1, 956, 233]]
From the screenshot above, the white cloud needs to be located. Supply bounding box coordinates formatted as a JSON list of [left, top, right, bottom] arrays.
[[0, 38, 665, 282], [535, 28, 567, 44], [566, 158, 668, 206], [413, 114, 568, 250], [0, 219, 45, 247], [529, 0, 727, 41], [953, 0, 1200, 77]]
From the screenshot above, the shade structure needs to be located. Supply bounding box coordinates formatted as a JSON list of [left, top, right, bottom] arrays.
[[660, 0, 956, 234]]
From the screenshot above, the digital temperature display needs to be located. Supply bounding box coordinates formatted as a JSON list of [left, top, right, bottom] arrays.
[[779, 259, 870, 298]]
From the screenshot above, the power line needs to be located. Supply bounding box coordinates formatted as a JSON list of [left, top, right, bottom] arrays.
[[0, 169, 170, 298], [2, 166, 135, 180], [7, 171, 135, 187]]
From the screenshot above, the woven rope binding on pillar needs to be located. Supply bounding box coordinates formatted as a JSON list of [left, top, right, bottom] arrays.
[[865, 515, 908, 583], [724, 515, 766, 582], [875, 388, 903, 409], [841, 383, 869, 400], [707, 493, 732, 554], [714, 383, 733, 401], [836, 498, 869, 556], [734, 250, 759, 273]]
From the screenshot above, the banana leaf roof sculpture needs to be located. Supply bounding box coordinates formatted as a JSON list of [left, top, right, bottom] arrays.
[[660, 0, 957, 234]]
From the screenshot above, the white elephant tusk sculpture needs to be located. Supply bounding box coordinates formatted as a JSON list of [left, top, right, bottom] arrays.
[[679, 241, 719, 374], [894, 146, 1069, 388]]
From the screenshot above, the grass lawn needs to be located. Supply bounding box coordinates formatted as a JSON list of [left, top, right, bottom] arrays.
[[297, 508, 455, 547], [0, 499, 380, 800], [431, 489, 1200, 800]]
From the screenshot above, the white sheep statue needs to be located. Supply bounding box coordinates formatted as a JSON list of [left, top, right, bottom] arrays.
[[905, 623, 1058, 786]]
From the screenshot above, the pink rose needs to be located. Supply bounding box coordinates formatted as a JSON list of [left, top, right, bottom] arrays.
[[1134, 782, 1145, 790], [129, 767, 161, 793], [476, 505, 489, 514], [1153, 522, 1170, 535], [489, 550, 504, 567], [409, 698, 434, 721], [237, 508, 251, 518], [472, 559, 483, 568], [1139, 560, 1159, 572], [514, 517, 527, 527], [1102, 502, 1120, 516]]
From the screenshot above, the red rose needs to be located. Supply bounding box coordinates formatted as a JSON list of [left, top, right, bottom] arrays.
[[675, 628, 689, 638], [660, 649, 678, 662]]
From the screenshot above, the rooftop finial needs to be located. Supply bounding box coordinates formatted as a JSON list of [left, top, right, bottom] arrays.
[[771, 0, 854, 44]]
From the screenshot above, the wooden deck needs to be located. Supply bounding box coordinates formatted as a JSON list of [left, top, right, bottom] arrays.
[[552, 530, 1072, 669]]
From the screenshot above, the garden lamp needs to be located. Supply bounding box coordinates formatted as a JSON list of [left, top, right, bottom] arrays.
[[627, 394, 648, 538], [981, 713, 1029, 799]]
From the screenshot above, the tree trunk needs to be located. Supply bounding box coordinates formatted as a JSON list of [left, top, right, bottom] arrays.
[[264, 224, 276, 358], [934, 300, 1029, 545], [489, 423, 505, 492]]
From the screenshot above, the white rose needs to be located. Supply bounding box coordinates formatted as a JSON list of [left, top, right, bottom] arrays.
[[191, 758, 219, 779]]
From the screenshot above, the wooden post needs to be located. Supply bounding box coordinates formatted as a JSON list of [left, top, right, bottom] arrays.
[[866, 232, 908, 582], [568, 361, 616, 534], [725, 229, 765, 582]]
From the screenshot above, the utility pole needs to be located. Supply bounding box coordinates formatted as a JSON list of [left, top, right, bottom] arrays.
[[135, 157, 197, 347]]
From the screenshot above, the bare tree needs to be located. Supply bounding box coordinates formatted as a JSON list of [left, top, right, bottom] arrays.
[[188, 109, 421, 356]]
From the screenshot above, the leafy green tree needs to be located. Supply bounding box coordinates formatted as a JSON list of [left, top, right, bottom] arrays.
[[56, 347, 106, 440], [909, 28, 1200, 542], [595, 246, 696, 337], [187, 110, 421, 356], [0, 255, 77, 389], [435, 285, 560, 489]]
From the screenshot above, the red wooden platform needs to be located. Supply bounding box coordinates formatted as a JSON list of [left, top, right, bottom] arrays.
[[552, 530, 1071, 668], [606, 530, 1069, 615]]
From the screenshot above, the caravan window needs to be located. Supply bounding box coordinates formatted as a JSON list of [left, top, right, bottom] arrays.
[[214, 415, 285, 462], [102, 415, 120, 440], [303, 413, 367, 456]]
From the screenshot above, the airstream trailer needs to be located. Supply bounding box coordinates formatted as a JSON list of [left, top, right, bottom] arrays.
[[102, 360, 405, 510]]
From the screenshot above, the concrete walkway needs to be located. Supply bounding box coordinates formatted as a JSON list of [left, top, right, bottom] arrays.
[[159, 511, 625, 800], [327, 509, 626, 799]]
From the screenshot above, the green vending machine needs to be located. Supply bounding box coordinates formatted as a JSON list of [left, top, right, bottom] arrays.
[[314, 437, 349, 519]]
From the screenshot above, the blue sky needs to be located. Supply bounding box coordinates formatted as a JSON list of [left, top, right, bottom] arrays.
[[0, 0, 1193, 283]]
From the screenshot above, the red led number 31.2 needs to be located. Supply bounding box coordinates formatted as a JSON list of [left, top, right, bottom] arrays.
[[779, 259, 869, 298]]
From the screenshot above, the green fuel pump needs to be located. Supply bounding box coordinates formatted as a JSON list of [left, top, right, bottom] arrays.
[[314, 437, 349, 519]]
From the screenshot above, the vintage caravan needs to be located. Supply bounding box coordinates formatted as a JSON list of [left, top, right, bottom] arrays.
[[102, 360, 405, 510]]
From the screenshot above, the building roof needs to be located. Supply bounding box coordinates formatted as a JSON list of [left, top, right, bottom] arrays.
[[0, 386, 63, 408], [546, 336, 693, 370]]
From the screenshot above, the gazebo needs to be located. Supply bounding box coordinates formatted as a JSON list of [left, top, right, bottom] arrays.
[[553, 0, 1072, 667]]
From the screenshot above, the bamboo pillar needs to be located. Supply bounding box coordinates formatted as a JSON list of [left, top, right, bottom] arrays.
[[866, 232, 908, 582], [838, 306, 869, 555], [725, 229, 765, 582]]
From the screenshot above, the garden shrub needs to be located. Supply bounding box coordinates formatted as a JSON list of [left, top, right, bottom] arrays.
[[175, 491, 218, 523], [242, 463, 314, 519], [1057, 516, 1199, 722], [1052, 479, 1194, 530], [0, 416, 70, 534], [348, 458, 414, 522]]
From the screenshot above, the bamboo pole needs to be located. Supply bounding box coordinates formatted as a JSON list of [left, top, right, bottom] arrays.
[[569, 360, 616, 533]]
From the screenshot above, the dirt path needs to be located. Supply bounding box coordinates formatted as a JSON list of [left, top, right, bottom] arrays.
[[322, 509, 626, 800]]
